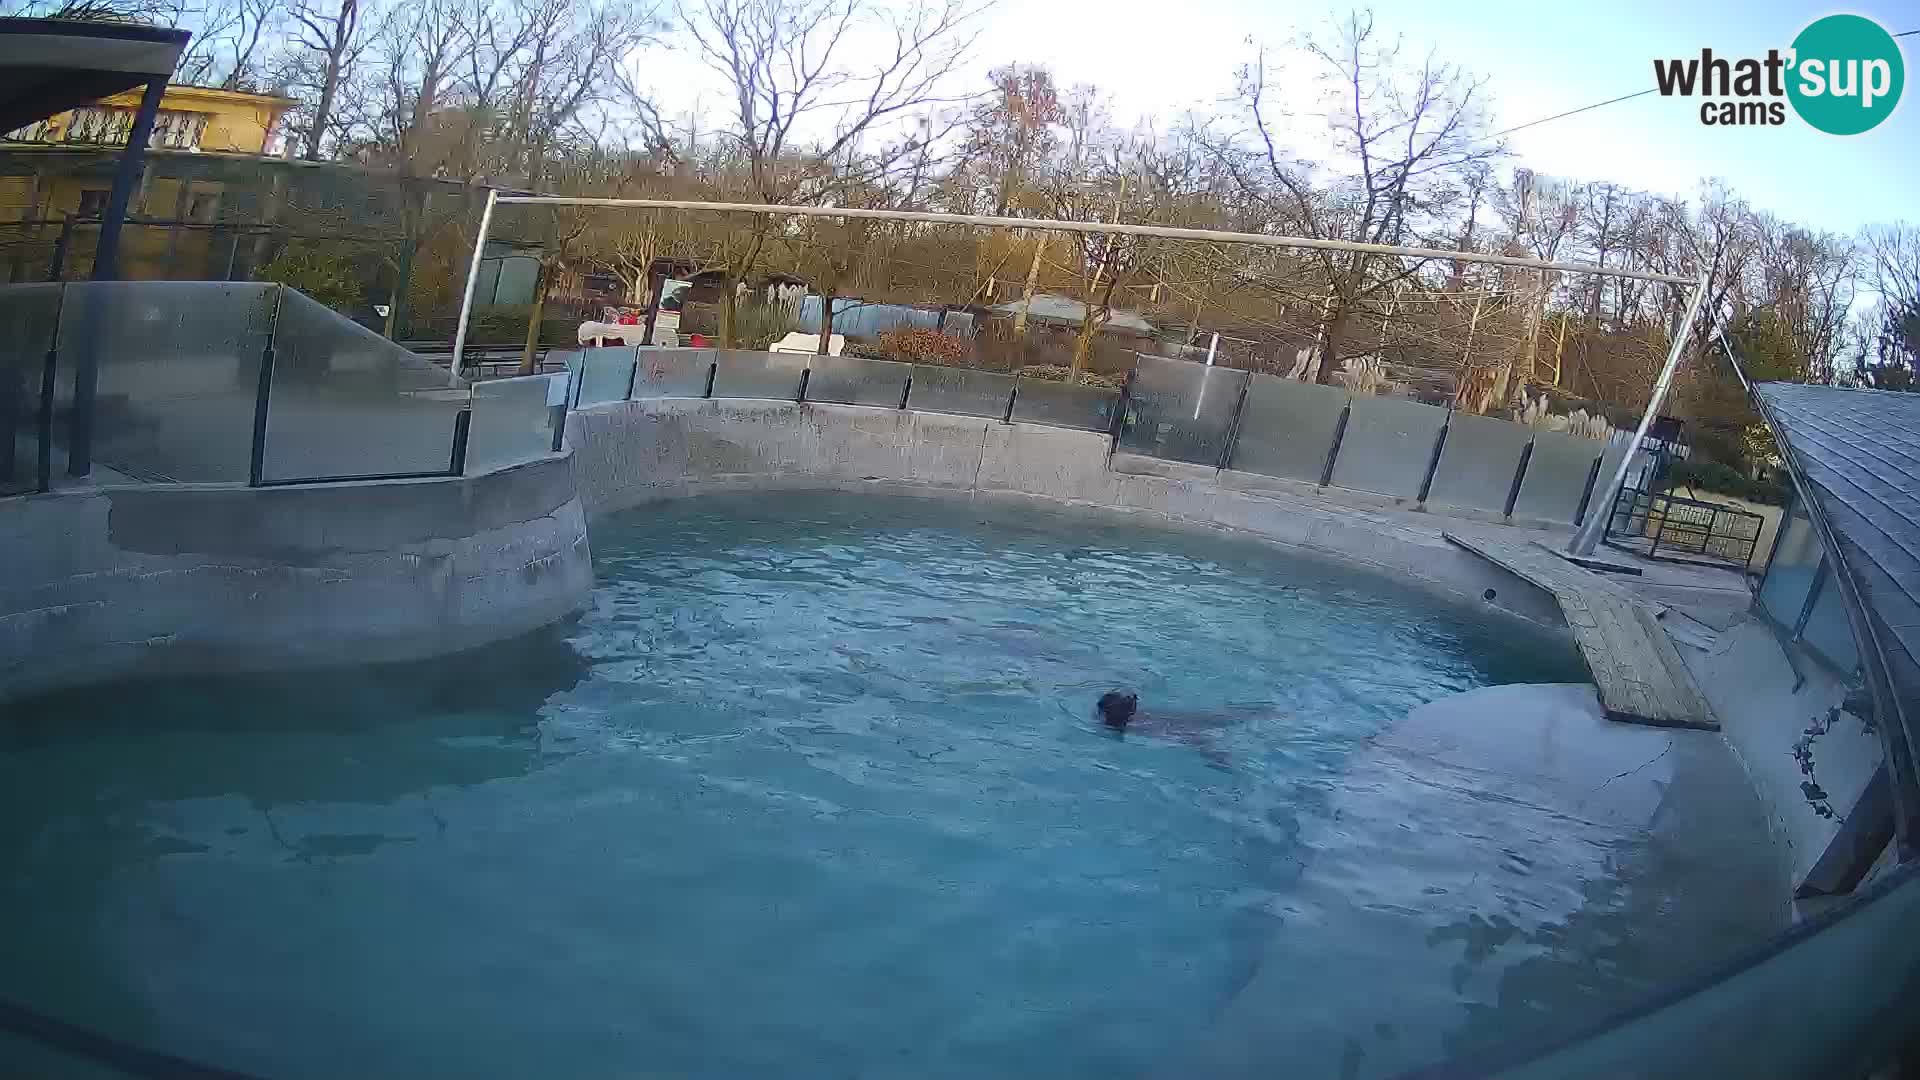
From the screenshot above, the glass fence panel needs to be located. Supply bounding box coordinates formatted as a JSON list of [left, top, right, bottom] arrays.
[[804, 355, 911, 407], [0, 284, 61, 495], [1227, 374, 1348, 483], [1426, 412, 1534, 513], [1799, 566, 1860, 673], [1759, 502, 1820, 629], [711, 350, 806, 400], [467, 374, 560, 474], [262, 289, 467, 482], [632, 348, 714, 398], [55, 281, 276, 483], [1476, 863, 1920, 1080], [1513, 431, 1605, 524], [1116, 356, 1249, 465], [1010, 378, 1120, 431], [574, 347, 637, 407], [908, 365, 1015, 419], [1329, 395, 1449, 499]]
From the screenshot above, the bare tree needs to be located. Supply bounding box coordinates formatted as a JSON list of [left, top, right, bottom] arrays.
[[682, 0, 985, 343], [1219, 11, 1504, 385], [285, 0, 373, 158], [175, 0, 285, 90]]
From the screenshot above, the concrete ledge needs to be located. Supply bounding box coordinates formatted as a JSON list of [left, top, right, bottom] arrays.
[[0, 454, 593, 704], [565, 398, 1568, 635]]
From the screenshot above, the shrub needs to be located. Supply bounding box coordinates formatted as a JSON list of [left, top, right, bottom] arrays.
[[1014, 364, 1125, 388], [1666, 459, 1789, 506], [679, 300, 795, 349], [877, 327, 972, 365], [467, 305, 574, 345], [258, 240, 362, 313]]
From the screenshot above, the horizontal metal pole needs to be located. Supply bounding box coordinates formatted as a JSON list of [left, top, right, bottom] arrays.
[[491, 196, 1696, 285]]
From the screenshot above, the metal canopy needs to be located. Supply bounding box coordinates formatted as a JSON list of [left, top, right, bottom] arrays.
[[0, 17, 189, 135]]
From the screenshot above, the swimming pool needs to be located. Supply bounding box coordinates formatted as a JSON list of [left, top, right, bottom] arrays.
[[0, 493, 1784, 1078]]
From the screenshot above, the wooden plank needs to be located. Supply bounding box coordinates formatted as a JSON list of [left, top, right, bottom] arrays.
[[1444, 532, 1718, 730]]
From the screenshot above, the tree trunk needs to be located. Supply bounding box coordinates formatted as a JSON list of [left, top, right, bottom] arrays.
[[520, 258, 550, 375], [303, 0, 355, 161], [719, 282, 736, 349], [816, 290, 835, 355], [1013, 232, 1045, 335], [1071, 273, 1118, 379], [1315, 299, 1350, 386], [384, 183, 423, 339]]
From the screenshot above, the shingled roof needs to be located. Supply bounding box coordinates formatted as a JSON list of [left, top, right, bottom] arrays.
[[1755, 382, 1920, 843]]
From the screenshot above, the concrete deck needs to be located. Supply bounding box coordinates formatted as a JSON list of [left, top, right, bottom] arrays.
[[1444, 532, 1718, 730]]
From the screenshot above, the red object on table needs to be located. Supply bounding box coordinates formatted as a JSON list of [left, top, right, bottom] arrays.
[[689, 334, 712, 347]]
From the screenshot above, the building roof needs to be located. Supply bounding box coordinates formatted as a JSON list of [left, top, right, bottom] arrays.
[[989, 293, 1156, 335], [0, 18, 190, 135], [1755, 382, 1920, 833]]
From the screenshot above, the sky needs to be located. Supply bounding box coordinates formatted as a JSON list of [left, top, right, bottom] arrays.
[[634, 0, 1915, 236]]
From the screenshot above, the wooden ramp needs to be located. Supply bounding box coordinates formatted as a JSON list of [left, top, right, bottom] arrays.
[[1444, 532, 1718, 730]]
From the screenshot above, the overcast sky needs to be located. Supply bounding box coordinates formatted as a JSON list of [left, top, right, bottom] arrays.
[[634, 0, 1915, 236]]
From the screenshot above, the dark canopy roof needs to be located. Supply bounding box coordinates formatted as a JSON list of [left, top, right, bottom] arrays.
[[1756, 382, 1920, 842], [0, 17, 189, 135]]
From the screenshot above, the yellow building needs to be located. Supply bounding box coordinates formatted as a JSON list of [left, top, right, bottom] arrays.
[[7, 83, 295, 157], [1, 84, 296, 281]]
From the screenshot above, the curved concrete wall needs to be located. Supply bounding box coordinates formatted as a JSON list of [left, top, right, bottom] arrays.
[[564, 397, 1569, 634], [0, 453, 592, 703]]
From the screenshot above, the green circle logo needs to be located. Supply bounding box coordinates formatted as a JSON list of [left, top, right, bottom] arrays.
[[1787, 14, 1904, 135]]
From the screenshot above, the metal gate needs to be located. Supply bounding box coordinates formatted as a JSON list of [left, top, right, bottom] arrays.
[[1605, 485, 1766, 572]]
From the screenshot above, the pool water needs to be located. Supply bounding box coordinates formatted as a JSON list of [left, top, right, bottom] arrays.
[[0, 493, 1781, 1078]]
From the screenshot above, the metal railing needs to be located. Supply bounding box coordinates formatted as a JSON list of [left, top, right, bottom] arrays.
[[1604, 485, 1766, 571]]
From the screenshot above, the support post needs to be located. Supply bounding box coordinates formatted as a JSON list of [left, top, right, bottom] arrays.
[[47, 213, 75, 282], [91, 76, 166, 282], [1569, 267, 1712, 555], [451, 188, 499, 381]]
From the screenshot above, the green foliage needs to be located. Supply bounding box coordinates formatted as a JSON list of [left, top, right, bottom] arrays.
[[258, 241, 363, 313], [733, 302, 799, 350], [681, 300, 797, 350], [467, 305, 574, 345], [1014, 364, 1125, 388], [1665, 459, 1789, 506], [1861, 298, 1919, 391], [1683, 309, 1807, 472]]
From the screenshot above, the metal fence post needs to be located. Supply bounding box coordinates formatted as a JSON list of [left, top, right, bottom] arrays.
[[796, 367, 811, 403], [1319, 404, 1351, 488], [1572, 454, 1605, 527], [247, 343, 275, 486], [1002, 383, 1017, 424], [449, 409, 472, 476], [1504, 440, 1534, 517], [1214, 369, 1256, 470], [1416, 409, 1451, 504], [1109, 368, 1135, 451], [35, 341, 56, 493]]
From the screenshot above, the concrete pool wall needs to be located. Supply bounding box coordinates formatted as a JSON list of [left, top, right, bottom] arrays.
[[0, 453, 592, 704], [563, 396, 1570, 634]]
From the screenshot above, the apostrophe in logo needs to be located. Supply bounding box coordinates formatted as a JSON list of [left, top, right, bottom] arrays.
[[1786, 14, 1903, 135], [1652, 13, 1904, 135]]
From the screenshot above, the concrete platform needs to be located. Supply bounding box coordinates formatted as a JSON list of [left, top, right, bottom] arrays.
[[1443, 532, 1718, 730]]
